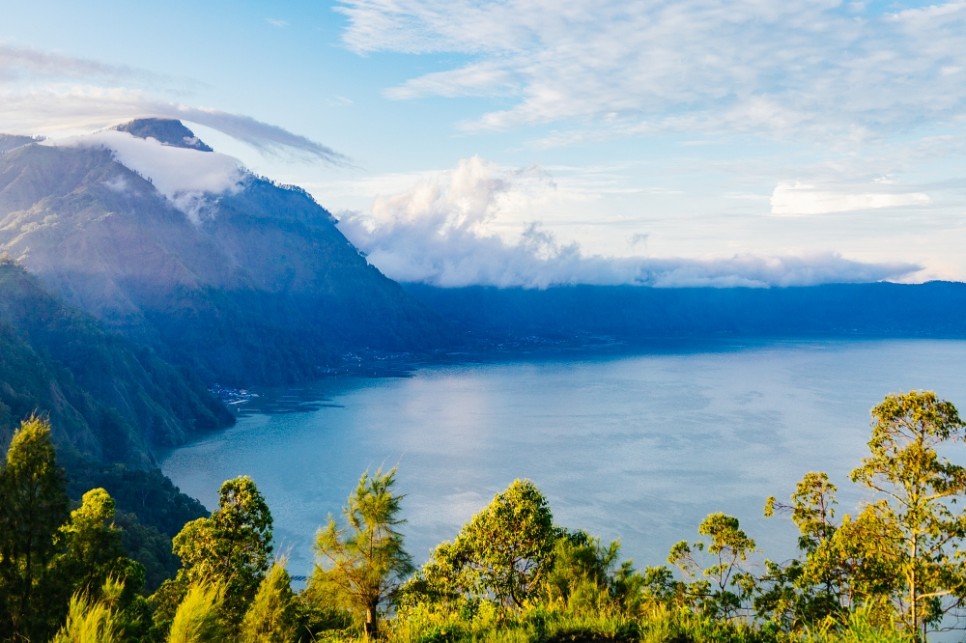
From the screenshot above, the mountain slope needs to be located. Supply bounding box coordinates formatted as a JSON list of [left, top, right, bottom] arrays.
[[0, 261, 232, 465], [403, 281, 966, 348], [0, 122, 448, 385]]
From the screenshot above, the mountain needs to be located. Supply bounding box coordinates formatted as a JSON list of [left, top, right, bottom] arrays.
[[403, 281, 966, 349], [4, 120, 965, 389], [0, 121, 447, 385], [114, 117, 213, 151], [0, 134, 38, 154], [0, 260, 231, 466]]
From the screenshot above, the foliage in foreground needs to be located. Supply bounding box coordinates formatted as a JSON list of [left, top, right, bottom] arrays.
[[3, 390, 965, 642]]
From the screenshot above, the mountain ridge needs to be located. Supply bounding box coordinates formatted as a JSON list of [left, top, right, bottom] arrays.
[[402, 280, 966, 352], [0, 119, 449, 385], [3, 118, 965, 388]]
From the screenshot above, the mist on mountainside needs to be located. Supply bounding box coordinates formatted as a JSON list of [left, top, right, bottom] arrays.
[[0, 121, 448, 386]]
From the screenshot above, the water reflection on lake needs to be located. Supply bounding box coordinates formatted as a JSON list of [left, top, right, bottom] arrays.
[[161, 339, 966, 579]]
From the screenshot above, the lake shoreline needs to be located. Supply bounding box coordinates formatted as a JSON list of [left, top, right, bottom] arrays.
[[167, 338, 966, 580]]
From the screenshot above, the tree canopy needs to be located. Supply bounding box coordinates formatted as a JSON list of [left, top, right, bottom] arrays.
[[309, 468, 413, 638], [7, 390, 966, 642], [412, 478, 558, 611], [170, 475, 273, 635]]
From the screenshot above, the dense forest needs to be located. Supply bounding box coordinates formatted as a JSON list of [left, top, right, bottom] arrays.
[[1, 390, 964, 642]]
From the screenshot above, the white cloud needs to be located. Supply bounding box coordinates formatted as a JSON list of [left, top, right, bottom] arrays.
[[386, 62, 518, 99], [0, 43, 154, 83], [771, 181, 931, 216], [336, 0, 966, 143], [45, 130, 245, 224], [0, 86, 348, 164], [0, 42, 347, 165], [336, 157, 919, 288]]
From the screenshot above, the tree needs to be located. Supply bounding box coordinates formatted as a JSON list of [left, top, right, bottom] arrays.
[[669, 512, 757, 619], [542, 529, 642, 615], [55, 488, 143, 601], [0, 415, 70, 641], [849, 391, 966, 638], [240, 561, 298, 643], [414, 479, 557, 611], [51, 577, 126, 643], [171, 475, 273, 633], [761, 471, 898, 630], [761, 472, 845, 628], [309, 468, 413, 638], [166, 581, 225, 643]]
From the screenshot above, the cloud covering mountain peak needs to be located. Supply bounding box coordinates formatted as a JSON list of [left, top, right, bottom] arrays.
[[43, 125, 244, 223]]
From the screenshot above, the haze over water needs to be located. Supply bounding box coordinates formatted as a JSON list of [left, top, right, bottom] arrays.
[[162, 340, 966, 579]]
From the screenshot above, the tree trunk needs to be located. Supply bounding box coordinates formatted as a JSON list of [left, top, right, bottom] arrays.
[[365, 602, 378, 639]]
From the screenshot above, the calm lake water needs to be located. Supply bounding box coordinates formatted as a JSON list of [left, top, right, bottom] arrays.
[[161, 339, 966, 579]]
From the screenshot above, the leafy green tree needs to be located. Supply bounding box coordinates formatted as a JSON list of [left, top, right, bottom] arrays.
[[170, 475, 273, 634], [240, 561, 298, 643], [0, 415, 70, 641], [669, 512, 757, 619], [827, 505, 901, 622], [147, 578, 188, 640], [55, 488, 144, 601], [309, 468, 413, 638], [415, 479, 557, 611], [849, 390, 966, 637], [761, 472, 846, 629], [542, 529, 642, 615]]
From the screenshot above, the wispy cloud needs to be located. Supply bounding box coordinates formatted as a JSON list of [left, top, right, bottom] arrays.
[[771, 181, 931, 216], [336, 0, 966, 143], [179, 109, 349, 163], [336, 156, 918, 287], [0, 43, 348, 164], [0, 43, 150, 82]]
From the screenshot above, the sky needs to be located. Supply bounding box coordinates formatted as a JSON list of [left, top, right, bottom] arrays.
[[2, 0, 965, 287]]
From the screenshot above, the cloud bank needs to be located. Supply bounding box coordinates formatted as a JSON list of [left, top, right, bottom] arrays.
[[46, 130, 245, 224], [336, 0, 966, 144], [336, 157, 919, 288]]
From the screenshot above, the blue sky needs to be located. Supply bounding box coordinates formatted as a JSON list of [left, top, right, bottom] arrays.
[[2, 0, 965, 287]]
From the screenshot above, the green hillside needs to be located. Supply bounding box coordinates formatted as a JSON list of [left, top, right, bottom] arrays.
[[0, 260, 232, 465]]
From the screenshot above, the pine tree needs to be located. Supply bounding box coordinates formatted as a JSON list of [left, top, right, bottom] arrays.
[[167, 582, 225, 643], [310, 468, 413, 638], [240, 561, 298, 643]]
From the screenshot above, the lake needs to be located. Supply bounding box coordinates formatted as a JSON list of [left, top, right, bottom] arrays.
[[161, 339, 966, 580]]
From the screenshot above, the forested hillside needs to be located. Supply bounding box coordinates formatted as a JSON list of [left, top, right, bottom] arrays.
[[404, 282, 966, 350], [0, 261, 230, 465], [0, 123, 448, 386], [0, 262, 224, 591]]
